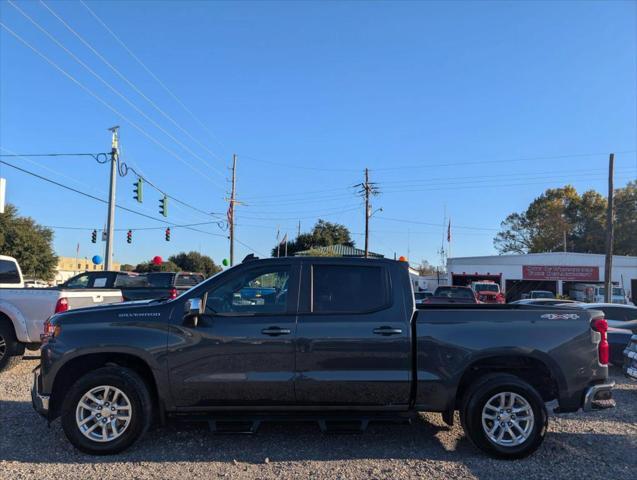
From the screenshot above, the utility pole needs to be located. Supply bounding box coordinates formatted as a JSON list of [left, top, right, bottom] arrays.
[[104, 126, 119, 271], [356, 168, 379, 258], [297, 220, 301, 237], [364, 168, 370, 258], [228, 154, 237, 266], [604, 153, 615, 303]]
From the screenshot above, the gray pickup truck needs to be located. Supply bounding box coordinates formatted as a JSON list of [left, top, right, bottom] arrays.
[[32, 256, 614, 458]]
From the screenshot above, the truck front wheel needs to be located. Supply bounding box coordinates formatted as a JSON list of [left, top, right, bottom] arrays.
[[460, 374, 548, 459], [61, 366, 152, 455]]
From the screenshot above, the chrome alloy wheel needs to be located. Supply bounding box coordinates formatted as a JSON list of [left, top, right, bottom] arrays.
[[481, 392, 535, 447], [75, 385, 132, 443]]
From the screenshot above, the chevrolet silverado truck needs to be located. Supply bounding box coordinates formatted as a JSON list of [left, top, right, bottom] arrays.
[[0, 255, 122, 371], [32, 256, 614, 458]]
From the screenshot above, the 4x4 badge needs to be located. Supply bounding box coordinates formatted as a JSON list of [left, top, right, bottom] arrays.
[[541, 313, 580, 320]]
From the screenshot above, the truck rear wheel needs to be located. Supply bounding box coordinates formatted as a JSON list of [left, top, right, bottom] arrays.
[[61, 366, 152, 455], [460, 374, 548, 459], [0, 321, 22, 372]]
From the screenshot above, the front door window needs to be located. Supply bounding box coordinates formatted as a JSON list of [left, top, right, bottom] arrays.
[[205, 267, 290, 316]]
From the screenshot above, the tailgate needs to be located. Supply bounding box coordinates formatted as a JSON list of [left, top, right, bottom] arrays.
[[63, 289, 123, 310]]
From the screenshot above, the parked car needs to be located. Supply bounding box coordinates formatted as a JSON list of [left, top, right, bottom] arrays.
[[0, 255, 122, 371], [563, 303, 637, 365], [469, 281, 505, 304], [424, 285, 479, 304], [571, 303, 637, 331], [33, 256, 614, 458], [414, 291, 433, 305], [607, 327, 633, 366], [624, 334, 637, 381], [61, 270, 205, 301], [511, 299, 579, 306]]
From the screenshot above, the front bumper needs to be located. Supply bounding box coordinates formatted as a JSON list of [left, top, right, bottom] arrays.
[[31, 366, 50, 418], [582, 381, 615, 411]]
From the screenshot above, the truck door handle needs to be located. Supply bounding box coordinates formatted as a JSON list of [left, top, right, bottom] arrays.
[[373, 326, 403, 336], [261, 327, 291, 336]]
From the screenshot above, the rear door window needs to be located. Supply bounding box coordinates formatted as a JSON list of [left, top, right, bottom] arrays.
[[0, 259, 20, 284], [311, 264, 389, 313]]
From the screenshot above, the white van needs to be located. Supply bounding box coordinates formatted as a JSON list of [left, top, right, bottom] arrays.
[[569, 283, 629, 304]]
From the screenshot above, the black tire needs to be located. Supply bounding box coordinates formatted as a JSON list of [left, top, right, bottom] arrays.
[[460, 374, 548, 459], [0, 320, 22, 372], [61, 366, 152, 455]]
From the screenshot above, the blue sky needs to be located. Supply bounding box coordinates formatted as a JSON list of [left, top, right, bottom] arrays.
[[1, 0, 636, 267]]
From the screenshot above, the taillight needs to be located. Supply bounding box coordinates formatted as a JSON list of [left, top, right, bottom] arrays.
[[169, 288, 178, 300], [593, 318, 609, 365], [54, 297, 69, 313], [42, 317, 60, 341]]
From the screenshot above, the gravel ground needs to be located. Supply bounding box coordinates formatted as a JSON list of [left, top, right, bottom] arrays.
[[1, 356, 635, 480]]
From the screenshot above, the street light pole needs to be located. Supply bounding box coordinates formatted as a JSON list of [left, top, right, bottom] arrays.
[[104, 126, 119, 271]]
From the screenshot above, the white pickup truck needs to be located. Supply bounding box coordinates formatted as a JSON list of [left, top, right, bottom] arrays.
[[0, 255, 122, 370]]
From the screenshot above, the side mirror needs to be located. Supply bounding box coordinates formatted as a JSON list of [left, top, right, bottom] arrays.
[[184, 298, 203, 326]]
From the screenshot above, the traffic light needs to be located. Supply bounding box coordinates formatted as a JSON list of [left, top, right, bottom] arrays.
[[91, 229, 97, 243], [165, 227, 171, 242], [126, 230, 132, 244], [159, 195, 168, 217], [133, 178, 143, 203]]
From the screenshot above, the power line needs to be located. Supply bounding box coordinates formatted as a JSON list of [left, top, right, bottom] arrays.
[[79, 0, 229, 156], [0, 159, 227, 237], [0, 21, 225, 189], [11, 0, 226, 179], [44, 221, 225, 232], [1, 150, 224, 221], [0, 152, 108, 160]]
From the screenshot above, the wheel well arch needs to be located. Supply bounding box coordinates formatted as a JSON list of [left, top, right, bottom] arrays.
[[50, 352, 161, 419], [454, 354, 560, 409]]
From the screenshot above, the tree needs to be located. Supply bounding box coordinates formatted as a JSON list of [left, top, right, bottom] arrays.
[[120, 264, 135, 272], [494, 183, 635, 256], [169, 251, 222, 277], [416, 260, 436, 275], [614, 180, 637, 256], [271, 219, 354, 257], [0, 204, 57, 280], [134, 260, 180, 273]]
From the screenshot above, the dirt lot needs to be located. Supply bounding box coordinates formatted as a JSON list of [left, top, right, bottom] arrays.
[[1, 356, 635, 480]]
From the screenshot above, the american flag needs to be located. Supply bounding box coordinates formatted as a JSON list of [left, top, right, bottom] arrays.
[[447, 219, 451, 243]]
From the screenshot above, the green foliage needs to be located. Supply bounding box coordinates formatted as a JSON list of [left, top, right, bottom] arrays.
[[0, 204, 57, 280], [614, 181, 637, 256], [120, 264, 135, 272], [168, 251, 222, 277], [302, 247, 340, 257], [494, 183, 636, 256], [271, 219, 354, 257], [134, 260, 180, 273]]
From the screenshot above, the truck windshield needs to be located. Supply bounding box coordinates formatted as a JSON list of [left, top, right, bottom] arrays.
[[598, 287, 625, 296], [474, 284, 499, 292], [435, 288, 474, 299]]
